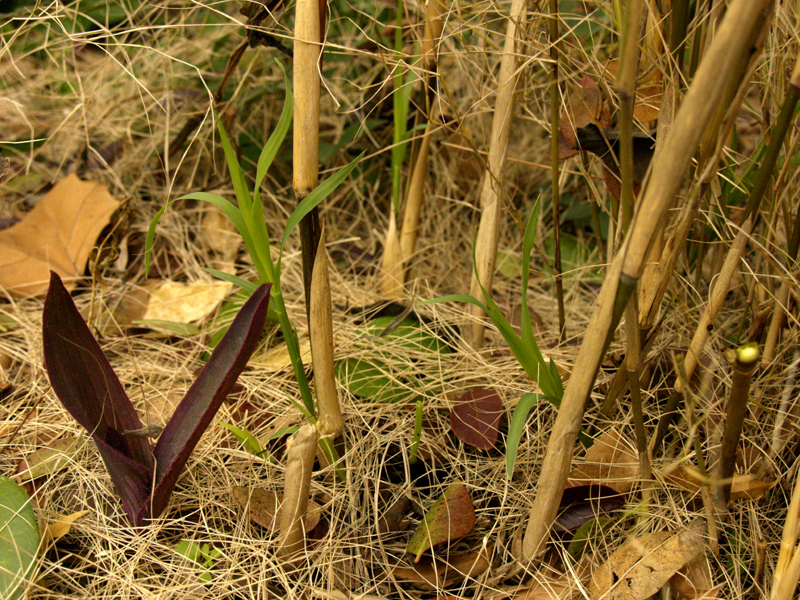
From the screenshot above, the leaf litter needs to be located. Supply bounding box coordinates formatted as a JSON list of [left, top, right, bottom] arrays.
[[0, 4, 797, 600]]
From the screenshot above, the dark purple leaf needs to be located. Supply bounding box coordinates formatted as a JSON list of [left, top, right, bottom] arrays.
[[450, 388, 504, 450], [552, 484, 625, 534], [43, 272, 154, 524], [146, 283, 271, 522]]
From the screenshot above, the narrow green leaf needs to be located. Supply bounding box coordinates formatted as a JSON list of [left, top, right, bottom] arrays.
[[201, 269, 258, 294], [216, 116, 253, 214], [217, 421, 264, 456], [280, 152, 364, 259], [254, 63, 293, 206], [132, 320, 202, 336], [506, 393, 539, 478]]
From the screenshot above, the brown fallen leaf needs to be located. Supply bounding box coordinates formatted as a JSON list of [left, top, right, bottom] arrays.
[[512, 556, 594, 600], [393, 548, 490, 590], [450, 388, 504, 450], [568, 429, 638, 493], [663, 464, 778, 501], [141, 279, 233, 325], [231, 486, 321, 534], [588, 521, 706, 600], [560, 75, 612, 155], [0, 173, 119, 297], [16, 436, 86, 483], [669, 557, 723, 599], [406, 483, 476, 563]]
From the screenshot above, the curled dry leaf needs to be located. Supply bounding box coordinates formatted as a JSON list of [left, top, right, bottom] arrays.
[[44, 510, 91, 545], [0, 173, 120, 297], [393, 548, 490, 590], [588, 521, 705, 600], [450, 388, 504, 450], [560, 75, 612, 156], [406, 483, 476, 563], [669, 557, 722, 599], [568, 429, 638, 493], [663, 464, 778, 501], [231, 486, 321, 534]]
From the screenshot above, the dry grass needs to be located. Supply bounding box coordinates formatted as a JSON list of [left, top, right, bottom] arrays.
[[1, 0, 799, 598]]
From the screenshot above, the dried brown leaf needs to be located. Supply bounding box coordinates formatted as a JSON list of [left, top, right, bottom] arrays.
[[0, 173, 119, 297], [16, 437, 86, 483], [588, 522, 705, 600], [669, 557, 722, 599], [142, 280, 233, 324], [560, 75, 611, 151], [231, 486, 321, 534], [568, 429, 638, 493], [45, 510, 91, 544], [393, 548, 490, 590], [663, 464, 778, 501]]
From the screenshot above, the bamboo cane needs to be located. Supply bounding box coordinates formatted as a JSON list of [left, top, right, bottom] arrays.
[[521, 0, 776, 563], [467, 0, 526, 349]]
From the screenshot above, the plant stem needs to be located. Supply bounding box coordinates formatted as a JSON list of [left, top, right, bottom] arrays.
[[467, 0, 527, 348], [714, 342, 759, 510], [522, 0, 774, 562], [278, 424, 318, 560], [294, 0, 323, 322], [548, 0, 565, 341]]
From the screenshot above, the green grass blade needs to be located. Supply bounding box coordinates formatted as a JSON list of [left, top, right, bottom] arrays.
[[216, 116, 253, 214], [280, 152, 364, 259], [201, 269, 259, 293], [254, 63, 293, 207], [506, 393, 539, 478]]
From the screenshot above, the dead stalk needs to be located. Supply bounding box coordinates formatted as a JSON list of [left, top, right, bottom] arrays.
[[294, 0, 323, 316], [772, 469, 800, 600], [278, 423, 319, 560], [714, 343, 759, 511], [310, 233, 343, 437], [677, 54, 799, 391], [547, 0, 565, 340], [521, 0, 775, 563], [467, 0, 526, 348], [399, 0, 444, 284]]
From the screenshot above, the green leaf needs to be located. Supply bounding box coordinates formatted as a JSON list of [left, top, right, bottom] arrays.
[[216, 115, 253, 214], [364, 316, 449, 355], [280, 152, 364, 259], [202, 268, 259, 294], [406, 482, 475, 562], [145, 192, 252, 279], [506, 393, 539, 478], [253, 62, 293, 207], [217, 420, 265, 456], [0, 476, 39, 600], [335, 358, 415, 404]]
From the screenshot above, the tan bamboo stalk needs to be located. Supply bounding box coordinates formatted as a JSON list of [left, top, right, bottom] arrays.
[[772, 448, 800, 600], [294, 0, 323, 313], [381, 214, 404, 298], [616, 0, 649, 482], [467, 0, 526, 348], [521, 0, 775, 563], [399, 0, 445, 282], [677, 55, 799, 392], [310, 233, 343, 437], [278, 424, 319, 560]]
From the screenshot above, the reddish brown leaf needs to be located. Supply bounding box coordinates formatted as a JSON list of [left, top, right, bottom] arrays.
[[553, 485, 625, 535], [231, 486, 321, 534], [406, 483, 476, 562], [393, 548, 490, 590], [450, 389, 504, 450], [560, 75, 611, 151]]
